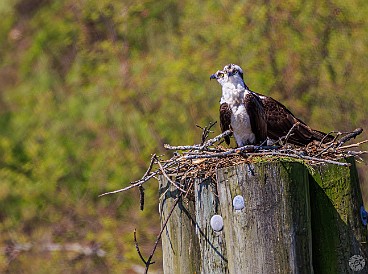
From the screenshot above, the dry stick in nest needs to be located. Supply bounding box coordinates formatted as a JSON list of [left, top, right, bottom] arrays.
[[316, 128, 364, 157], [315, 142, 338, 157], [255, 151, 351, 166], [164, 130, 232, 151], [337, 128, 364, 148], [98, 159, 178, 197], [196, 121, 217, 145], [319, 130, 341, 147], [182, 145, 279, 159], [155, 156, 187, 193], [283, 122, 300, 145], [339, 140, 368, 150]]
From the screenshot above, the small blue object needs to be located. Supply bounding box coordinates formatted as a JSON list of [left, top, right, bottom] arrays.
[[210, 215, 224, 232], [233, 195, 245, 210], [360, 206, 367, 226]]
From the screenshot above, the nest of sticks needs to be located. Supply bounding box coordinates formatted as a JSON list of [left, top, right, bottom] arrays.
[[100, 122, 367, 273], [101, 122, 367, 199]]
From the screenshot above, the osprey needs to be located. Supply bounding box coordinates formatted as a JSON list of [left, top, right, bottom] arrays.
[[220, 64, 334, 146], [210, 64, 267, 147]]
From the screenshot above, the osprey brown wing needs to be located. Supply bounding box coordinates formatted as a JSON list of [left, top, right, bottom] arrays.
[[244, 93, 267, 144], [219, 103, 232, 145], [260, 95, 333, 145]]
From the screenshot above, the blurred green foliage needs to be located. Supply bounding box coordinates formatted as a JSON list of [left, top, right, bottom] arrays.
[[0, 0, 367, 272]]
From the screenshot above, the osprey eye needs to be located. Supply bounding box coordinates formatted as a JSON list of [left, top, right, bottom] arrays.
[[218, 72, 224, 78]]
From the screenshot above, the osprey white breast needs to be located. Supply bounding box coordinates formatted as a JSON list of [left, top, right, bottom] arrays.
[[221, 87, 256, 146], [210, 64, 267, 147]]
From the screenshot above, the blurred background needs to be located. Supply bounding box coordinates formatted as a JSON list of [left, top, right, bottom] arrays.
[[0, 0, 367, 273]]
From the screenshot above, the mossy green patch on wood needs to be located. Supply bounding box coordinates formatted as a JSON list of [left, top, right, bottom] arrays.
[[309, 157, 367, 274], [250, 155, 317, 175]]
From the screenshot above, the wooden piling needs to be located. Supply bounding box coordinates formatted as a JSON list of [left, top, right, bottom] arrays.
[[216, 162, 312, 273], [159, 158, 367, 273], [309, 158, 367, 273]]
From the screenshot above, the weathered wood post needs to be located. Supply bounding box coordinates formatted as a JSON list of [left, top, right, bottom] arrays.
[[216, 161, 312, 273], [194, 178, 228, 273], [159, 180, 200, 273], [309, 157, 367, 273], [159, 158, 367, 273], [159, 177, 228, 274]]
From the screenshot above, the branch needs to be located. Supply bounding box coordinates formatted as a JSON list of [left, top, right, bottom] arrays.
[[315, 142, 336, 157], [337, 128, 363, 147], [184, 145, 280, 159], [164, 130, 232, 151], [144, 195, 182, 274], [156, 157, 187, 193], [143, 154, 157, 178], [134, 229, 149, 265], [319, 130, 339, 146], [203, 130, 232, 147], [4, 242, 106, 259], [257, 151, 351, 166], [138, 154, 157, 210], [98, 160, 177, 197], [339, 140, 368, 149], [283, 122, 300, 145], [196, 121, 217, 145], [139, 185, 145, 211]]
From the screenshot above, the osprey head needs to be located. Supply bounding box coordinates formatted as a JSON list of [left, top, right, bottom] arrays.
[[210, 64, 245, 89], [223, 64, 244, 79], [210, 70, 227, 85]]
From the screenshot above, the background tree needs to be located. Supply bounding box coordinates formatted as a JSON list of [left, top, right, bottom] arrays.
[[0, 0, 367, 272]]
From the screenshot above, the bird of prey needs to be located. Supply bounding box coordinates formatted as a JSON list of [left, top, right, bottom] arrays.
[[210, 65, 267, 147], [219, 64, 334, 146]]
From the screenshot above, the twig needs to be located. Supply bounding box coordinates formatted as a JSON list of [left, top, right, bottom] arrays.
[[138, 154, 157, 210], [297, 154, 350, 166], [319, 130, 339, 146], [197, 121, 217, 145], [337, 128, 363, 147], [283, 122, 300, 145], [156, 157, 187, 193], [144, 195, 182, 274], [164, 130, 232, 151], [184, 145, 280, 159], [139, 185, 145, 211], [203, 130, 232, 147], [164, 144, 201, 150], [339, 140, 368, 149], [98, 160, 177, 197], [134, 229, 150, 265], [144, 154, 157, 178], [346, 151, 368, 156], [255, 151, 350, 166], [315, 142, 335, 157], [183, 179, 196, 199]]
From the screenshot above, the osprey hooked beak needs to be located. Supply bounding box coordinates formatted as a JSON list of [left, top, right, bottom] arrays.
[[210, 70, 225, 80]]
